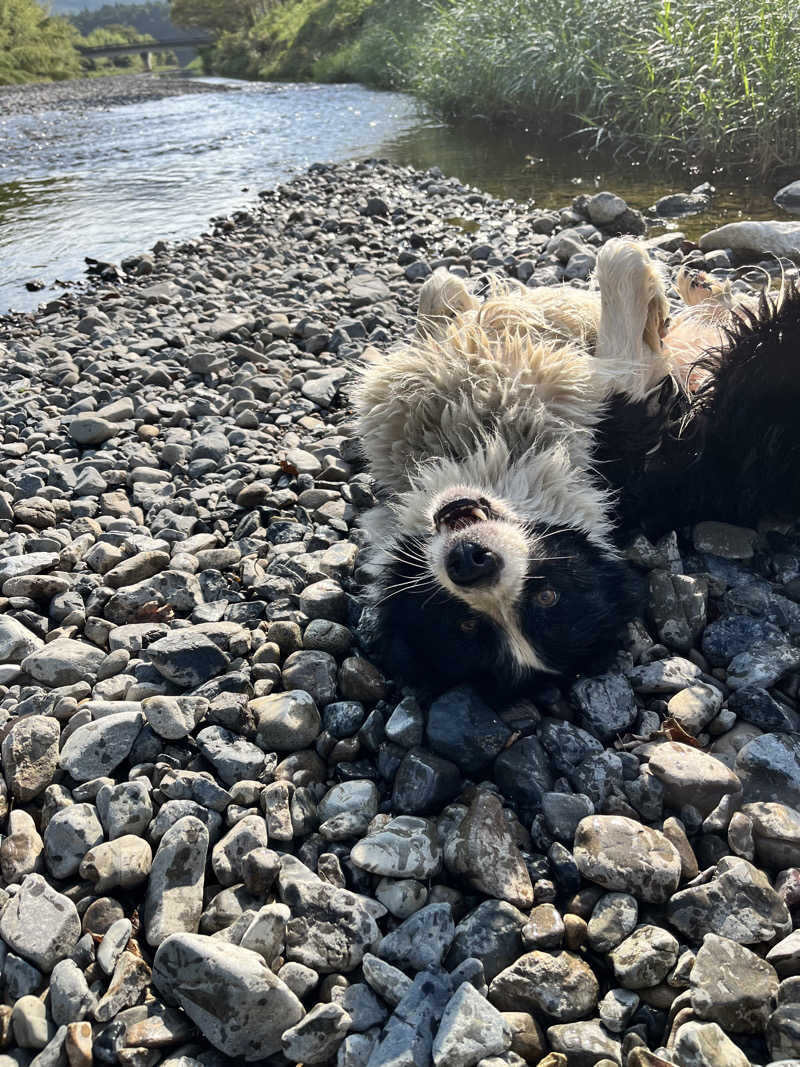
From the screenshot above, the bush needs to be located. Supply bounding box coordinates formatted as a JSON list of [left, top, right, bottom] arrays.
[[0, 0, 83, 83]]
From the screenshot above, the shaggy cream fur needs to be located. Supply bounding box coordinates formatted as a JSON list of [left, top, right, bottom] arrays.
[[351, 238, 755, 659]]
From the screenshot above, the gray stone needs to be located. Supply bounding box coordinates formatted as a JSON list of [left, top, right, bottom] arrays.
[[586, 893, 639, 953], [736, 733, 800, 806], [489, 951, 599, 1022], [252, 689, 322, 750], [22, 638, 105, 686], [144, 816, 209, 947], [2, 715, 60, 801], [447, 900, 527, 982], [432, 981, 513, 1067], [44, 804, 104, 879], [443, 792, 533, 908], [0, 615, 43, 662], [49, 958, 93, 1025], [572, 673, 637, 742], [281, 1002, 350, 1065], [152, 932, 304, 1061], [667, 855, 791, 944], [279, 857, 383, 972], [377, 903, 455, 971], [59, 710, 143, 781], [147, 630, 230, 688], [690, 933, 779, 1032], [608, 926, 679, 989], [646, 742, 741, 815], [79, 834, 152, 891], [0, 873, 80, 971], [546, 1020, 622, 1067], [351, 814, 442, 879], [573, 816, 682, 902], [674, 1020, 750, 1067]]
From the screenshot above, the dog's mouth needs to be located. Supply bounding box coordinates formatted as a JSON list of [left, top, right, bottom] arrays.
[[433, 496, 499, 533]]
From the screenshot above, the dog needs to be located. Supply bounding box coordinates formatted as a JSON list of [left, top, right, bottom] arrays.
[[352, 239, 800, 696]]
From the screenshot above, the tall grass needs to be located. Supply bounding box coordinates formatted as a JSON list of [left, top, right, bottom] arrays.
[[411, 0, 800, 174]]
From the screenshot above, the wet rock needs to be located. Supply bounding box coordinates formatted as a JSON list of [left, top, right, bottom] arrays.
[[147, 630, 230, 688], [426, 685, 512, 775], [572, 673, 638, 742]]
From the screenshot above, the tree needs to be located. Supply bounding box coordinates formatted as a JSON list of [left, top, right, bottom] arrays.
[[170, 0, 276, 34], [0, 0, 82, 83]]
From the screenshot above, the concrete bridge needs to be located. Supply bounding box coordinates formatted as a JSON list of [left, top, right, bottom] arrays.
[[77, 36, 212, 71]]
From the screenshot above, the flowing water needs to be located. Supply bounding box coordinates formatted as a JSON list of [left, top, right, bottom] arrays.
[[0, 75, 787, 314]]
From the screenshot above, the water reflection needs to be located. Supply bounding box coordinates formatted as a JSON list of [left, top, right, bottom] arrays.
[[0, 78, 784, 314]]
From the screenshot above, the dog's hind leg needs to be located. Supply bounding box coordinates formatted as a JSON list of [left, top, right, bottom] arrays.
[[593, 239, 671, 400], [416, 267, 479, 340]]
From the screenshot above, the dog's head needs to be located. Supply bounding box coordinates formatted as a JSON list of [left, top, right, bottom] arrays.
[[363, 482, 642, 696]]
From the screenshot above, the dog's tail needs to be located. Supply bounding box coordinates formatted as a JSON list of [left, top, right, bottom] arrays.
[[619, 282, 800, 534]]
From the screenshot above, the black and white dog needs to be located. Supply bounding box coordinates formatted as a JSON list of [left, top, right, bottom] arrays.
[[352, 239, 800, 695]]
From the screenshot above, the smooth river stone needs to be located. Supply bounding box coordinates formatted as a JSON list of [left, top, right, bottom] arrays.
[[689, 933, 779, 1032], [59, 710, 144, 781], [743, 801, 800, 867], [573, 815, 682, 903], [489, 951, 599, 1021], [646, 742, 741, 815], [735, 733, 800, 806], [22, 638, 106, 687], [0, 874, 81, 971], [152, 932, 304, 1060], [443, 791, 533, 908], [144, 816, 209, 947], [350, 814, 442, 879]]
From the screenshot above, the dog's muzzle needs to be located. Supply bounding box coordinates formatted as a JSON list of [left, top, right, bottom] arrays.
[[446, 540, 502, 586]]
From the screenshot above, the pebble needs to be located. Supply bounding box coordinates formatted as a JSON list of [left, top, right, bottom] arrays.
[[0, 154, 797, 1066]]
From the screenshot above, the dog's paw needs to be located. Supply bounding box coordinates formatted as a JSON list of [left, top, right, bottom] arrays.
[[676, 266, 732, 308], [416, 268, 479, 339]]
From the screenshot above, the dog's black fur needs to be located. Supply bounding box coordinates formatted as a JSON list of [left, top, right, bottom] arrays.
[[361, 284, 800, 698]]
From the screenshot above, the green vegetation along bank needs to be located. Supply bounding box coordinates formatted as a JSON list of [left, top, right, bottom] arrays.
[[0, 0, 177, 85], [172, 0, 800, 175]]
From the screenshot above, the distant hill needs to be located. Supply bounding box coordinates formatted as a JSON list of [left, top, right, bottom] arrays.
[[59, 2, 179, 39]]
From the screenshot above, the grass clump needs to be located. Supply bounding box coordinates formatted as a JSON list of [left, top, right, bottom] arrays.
[[412, 0, 800, 174]]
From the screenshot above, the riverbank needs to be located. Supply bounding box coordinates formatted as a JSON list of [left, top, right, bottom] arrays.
[[191, 0, 800, 176], [0, 71, 233, 117], [2, 161, 800, 1066]]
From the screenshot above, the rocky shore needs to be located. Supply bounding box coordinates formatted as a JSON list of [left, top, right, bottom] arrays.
[[1, 159, 800, 1067], [0, 74, 233, 119]]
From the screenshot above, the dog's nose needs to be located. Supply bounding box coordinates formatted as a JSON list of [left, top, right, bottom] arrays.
[[446, 541, 501, 585]]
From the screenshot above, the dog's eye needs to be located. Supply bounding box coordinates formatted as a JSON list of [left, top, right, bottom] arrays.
[[536, 588, 559, 608], [460, 618, 479, 633]]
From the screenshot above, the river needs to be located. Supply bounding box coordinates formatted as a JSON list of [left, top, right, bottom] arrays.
[[0, 75, 786, 314]]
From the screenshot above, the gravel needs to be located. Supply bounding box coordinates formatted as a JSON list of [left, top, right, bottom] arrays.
[[0, 156, 799, 1066]]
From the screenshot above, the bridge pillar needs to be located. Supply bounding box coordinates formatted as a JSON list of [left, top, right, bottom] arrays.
[[141, 49, 153, 71]]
